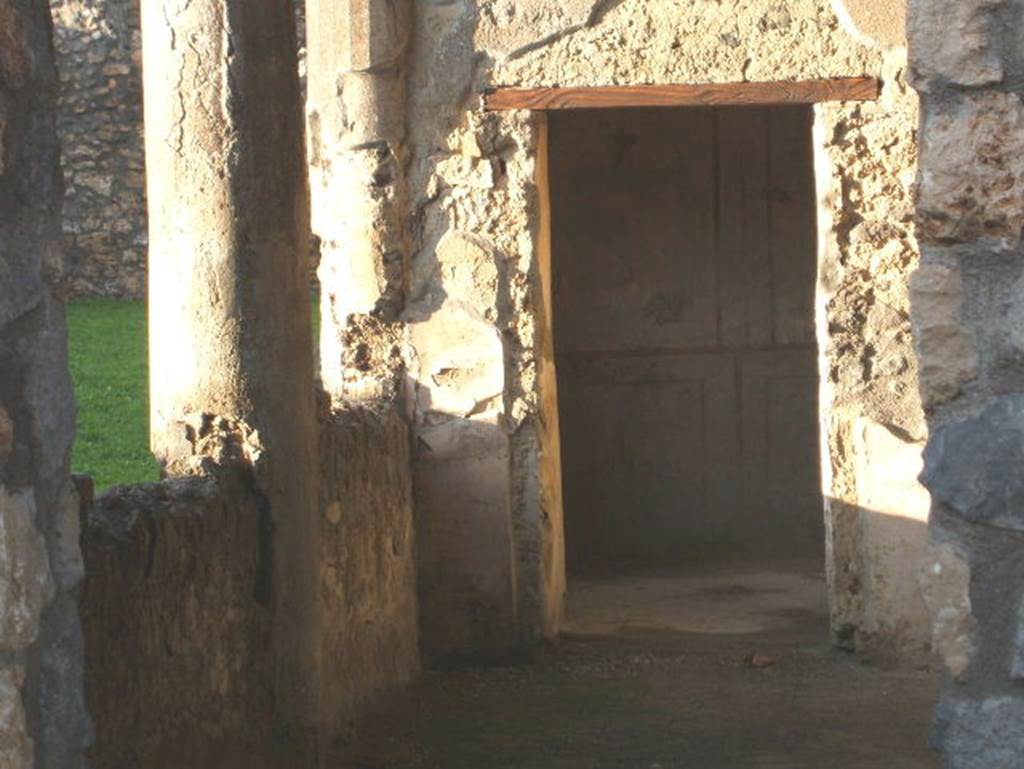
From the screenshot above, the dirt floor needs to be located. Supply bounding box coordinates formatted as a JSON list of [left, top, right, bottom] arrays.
[[341, 551, 940, 769]]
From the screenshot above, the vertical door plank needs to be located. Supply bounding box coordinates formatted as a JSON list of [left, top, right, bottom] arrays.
[[769, 107, 818, 345], [716, 107, 773, 347]]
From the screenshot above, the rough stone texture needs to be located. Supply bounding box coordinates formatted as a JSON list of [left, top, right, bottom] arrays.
[[0, 0, 91, 764], [49, 0, 146, 298], [382, 0, 929, 662], [907, 0, 1004, 88], [934, 696, 1024, 769], [850, 419, 931, 660], [910, 0, 1024, 762], [923, 394, 1024, 532], [910, 264, 979, 407], [317, 405, 420, 739], [919, 542, 975, 680], [80, 408, 421, 767], [832, 0, 906, 48], [0, 491, 55, 652], [917, 91, 1024, 250], [49, 1, 315, 298], [0, 669, 33, 767], [1014, 595, 1024, 680], [81, 477, 275, 769], [141, 0, 323, 757]]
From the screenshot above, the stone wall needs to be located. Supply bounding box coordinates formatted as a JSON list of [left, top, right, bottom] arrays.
[[50, 0, 145, 298], [49, 0, 312, 298], [0, 0, 91, 765], [318, 405, 420, 737], [909, 0, 1024, 764], [82, 476, 275, 769], [80, 407, 420, 766]]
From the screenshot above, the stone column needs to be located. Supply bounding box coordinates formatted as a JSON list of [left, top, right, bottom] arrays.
[[910, 0, 1024, 764], [306, 0, 412, 402], [142, 0, 322, 758]]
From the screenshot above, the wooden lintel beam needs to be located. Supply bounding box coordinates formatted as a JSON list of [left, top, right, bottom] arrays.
[[484, 77, 880, 111]]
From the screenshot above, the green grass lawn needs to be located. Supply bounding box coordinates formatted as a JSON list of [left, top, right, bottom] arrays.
[[68, 296, 321, 490], [68, 298, 160, 489]]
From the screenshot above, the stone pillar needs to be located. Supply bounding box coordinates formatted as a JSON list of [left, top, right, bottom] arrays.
[[0, 0, 91, 765], [306, 0, 412, 402], [142, 0, 322, 758], [909, 0, 1024, 764]]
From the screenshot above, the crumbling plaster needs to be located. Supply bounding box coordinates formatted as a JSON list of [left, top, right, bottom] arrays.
[[350, 0, 932, 660]]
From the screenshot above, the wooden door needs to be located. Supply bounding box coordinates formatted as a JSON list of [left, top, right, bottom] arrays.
[[551, 106, 821, 566]]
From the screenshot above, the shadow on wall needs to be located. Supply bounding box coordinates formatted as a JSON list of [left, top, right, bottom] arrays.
[[826, 496, 934, 665]]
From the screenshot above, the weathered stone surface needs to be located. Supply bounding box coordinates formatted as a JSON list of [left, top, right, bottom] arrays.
[[142, 0, 322, 756], [919, 543, 975, 678], [852, 419, 931, 659], [318, 406, 420, 727], [907, 0, 1004, 88], [414, 418, 517, 660], [935, 696, 1024, 769], [917, 91, 1024, 248], [0, 490, 54, 653], [0, 408, 12, 469], [409, 305, 505, 419], [910, 264, 979, 406], [47, 485, 84, 591], [82, 477, 275, 769], [401, 0, 928, 661], [0, 668, 32, 769], [50, 0, 147, 298], [1, 2, 88, 762], [1012, 594, 1024, 680], [832, 0, 906, 48], [923, 395, 1024, 532], [410, 230, 500, 316]]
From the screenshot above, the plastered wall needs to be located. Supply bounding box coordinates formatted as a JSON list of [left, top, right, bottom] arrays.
[[401, 0, 930, 662]]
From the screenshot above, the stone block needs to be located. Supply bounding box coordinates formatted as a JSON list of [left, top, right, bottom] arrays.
[[409, 305, 505, 419], [922, 394, 1024, 532], [909, 264, 978, 406], [427, 231, 499, 315], [1013, 594, 1024, 680], [919, 543, 975, 678], [917, 91, 1024, 248], [0, 407, 12, 468], [935, 696, 1024, 769], [908, 0, 1003, 88], [0, 667, 32, 768], [852, 419, 931, 656], [0, 489, 55, 652]]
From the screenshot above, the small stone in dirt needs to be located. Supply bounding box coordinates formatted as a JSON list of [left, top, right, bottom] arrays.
[[743, 652, 776, 669]]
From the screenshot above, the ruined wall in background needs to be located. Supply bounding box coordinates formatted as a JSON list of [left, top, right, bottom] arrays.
[[909, 0, 1024, 763], [50, 0, 145, 298], [0, 0, 91, 765], [50, 0, 312, 298], [404, 0, 929, 662]]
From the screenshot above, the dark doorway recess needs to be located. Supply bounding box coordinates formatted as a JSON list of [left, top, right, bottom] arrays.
[[550, 105, 823, 573]]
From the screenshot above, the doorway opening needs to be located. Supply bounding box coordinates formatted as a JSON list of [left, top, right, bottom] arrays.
[[550, 105, 825, 635]]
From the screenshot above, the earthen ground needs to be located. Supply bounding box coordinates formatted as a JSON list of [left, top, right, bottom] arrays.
[[341, 550, 939, 769]]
